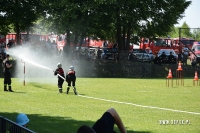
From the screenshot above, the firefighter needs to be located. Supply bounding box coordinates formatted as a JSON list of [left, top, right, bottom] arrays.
[[54, 63, 65, 93], [2, 54, 14, 92], [66, 66, 78, 95]]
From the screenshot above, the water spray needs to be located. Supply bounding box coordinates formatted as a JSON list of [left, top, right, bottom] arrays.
[[18, 54, 78, 95]]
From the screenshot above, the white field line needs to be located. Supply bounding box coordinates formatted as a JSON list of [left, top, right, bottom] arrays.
[[78, 94, 200, 115]]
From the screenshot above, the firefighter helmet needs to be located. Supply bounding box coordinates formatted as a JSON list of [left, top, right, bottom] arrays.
[[57, 63, 62, 68], [69, 66, 74, 70], [16, 113, 30, 126]]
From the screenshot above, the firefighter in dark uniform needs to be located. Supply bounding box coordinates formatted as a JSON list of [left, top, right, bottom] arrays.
[[54, 63, 65, 93], [66, 66, 78, 95], [3, 54, 14, 92]]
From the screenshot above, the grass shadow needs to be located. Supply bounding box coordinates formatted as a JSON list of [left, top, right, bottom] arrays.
[[128, 131, 151, 133], [0, 112, 142, 133]]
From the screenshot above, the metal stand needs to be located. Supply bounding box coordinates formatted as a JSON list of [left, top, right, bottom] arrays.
[[176, 70, 184, 86], [193, 80, 200, 86], [166, 78, 173, 87], [21, 60, 25, 86]]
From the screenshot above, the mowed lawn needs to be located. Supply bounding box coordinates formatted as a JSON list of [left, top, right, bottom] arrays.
[[0, 78, 200, 133]]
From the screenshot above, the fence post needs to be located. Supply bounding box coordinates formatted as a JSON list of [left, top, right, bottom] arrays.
[[0, 116, 6, 133]]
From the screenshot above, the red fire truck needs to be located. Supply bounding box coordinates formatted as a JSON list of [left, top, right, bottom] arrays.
[[6, 33, 49, 43], [54, 36, 108, 50], [139, 37, 195, 55], [4, 33, 113, 51], [140, 37, 179, 55], [0, 34, 6, 43], [172, 37, 195, 50]]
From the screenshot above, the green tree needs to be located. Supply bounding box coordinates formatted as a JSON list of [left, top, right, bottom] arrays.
[[104, 0, 191, 51], [179, 21, 192, 38], [0, 15, 11, 36], [192, 29, 200, 41], [167, 26, 179, 38], [0, 0, 43, 44], [1, 0, 192, 51]]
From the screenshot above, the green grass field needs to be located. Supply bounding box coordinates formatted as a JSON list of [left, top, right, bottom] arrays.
[[0, 78, 200, 133]]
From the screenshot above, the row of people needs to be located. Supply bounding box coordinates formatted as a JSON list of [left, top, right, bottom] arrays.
[[154, 51, 176, 64]]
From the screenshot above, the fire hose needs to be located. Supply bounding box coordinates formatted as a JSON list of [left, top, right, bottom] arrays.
[[57, 73, 78, 95]]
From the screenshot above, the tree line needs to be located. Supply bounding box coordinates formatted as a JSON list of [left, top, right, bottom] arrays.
[[1, 0, 198, 52]]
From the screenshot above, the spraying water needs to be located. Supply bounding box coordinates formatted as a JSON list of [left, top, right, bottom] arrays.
[[19, 54, 67, 80], [18, 54, 53, 71], [6, 42, 80, 83], [6, 44, 63, 83]]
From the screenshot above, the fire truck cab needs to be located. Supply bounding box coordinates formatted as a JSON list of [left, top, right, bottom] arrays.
[[140, 37, 179, 55], [172, 38, 195, 50], [139, 37, 195, 55]]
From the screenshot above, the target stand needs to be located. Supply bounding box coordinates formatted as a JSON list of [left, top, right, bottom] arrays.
[[176, 70, 184, 86]]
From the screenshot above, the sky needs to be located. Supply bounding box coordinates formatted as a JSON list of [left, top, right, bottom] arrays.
[[175, 0, 200, 28]]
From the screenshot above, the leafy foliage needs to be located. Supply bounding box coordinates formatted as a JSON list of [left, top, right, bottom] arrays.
[[0, 0, 42, 43], [0, 0, 194, 48]]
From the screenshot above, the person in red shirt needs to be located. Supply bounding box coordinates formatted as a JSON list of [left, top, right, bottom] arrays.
[[54, 63, 65, 93]]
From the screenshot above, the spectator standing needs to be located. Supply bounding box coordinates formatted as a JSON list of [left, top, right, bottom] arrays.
[[112, 43, 118, 62], [101, 47, 108, 59], [183, 47, 189, 65], [52, 41, 58, 56], [178, 52, 183, 62], [168, 52, 175, 64], [77, 108, 127, 133], [2, 54, 14, 92], [160, 52, 167, 63], [191, 57, 197, 68], [97, 47, 102, 59], [153, 53, 161, 65]]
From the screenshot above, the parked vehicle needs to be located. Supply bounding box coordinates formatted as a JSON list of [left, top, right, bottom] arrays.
[[189, 42, 200, 63], [101, 48, 119, 60], [157, 49, 178, 64], [139, 37, 195, 55], [128, 49, 153, 62]]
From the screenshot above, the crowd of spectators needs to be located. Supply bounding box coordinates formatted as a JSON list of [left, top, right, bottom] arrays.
[[1, 39, 194, 67], [0, 41, 7, 61]]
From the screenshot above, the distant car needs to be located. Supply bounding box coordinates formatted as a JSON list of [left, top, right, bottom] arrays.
[[101, 48, 119, 60], [157, 49, 178, 63], [189, 42, 200, 63], [128, 49, 153, 62]]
